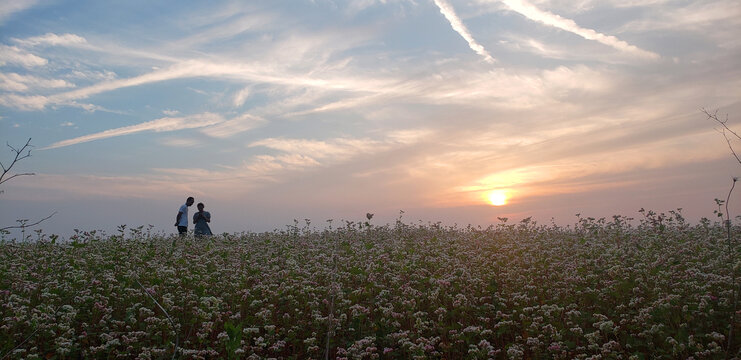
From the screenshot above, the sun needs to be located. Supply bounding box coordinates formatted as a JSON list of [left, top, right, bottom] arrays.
[[487, 190, 508, 206]]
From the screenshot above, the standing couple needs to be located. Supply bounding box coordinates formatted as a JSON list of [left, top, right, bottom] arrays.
[[175, 196, 213, 236]]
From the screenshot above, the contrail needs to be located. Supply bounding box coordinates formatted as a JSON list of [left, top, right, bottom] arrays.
[[433, 0, 496, 64], [501, 0, 659, 60], [42, 113, 223, 149]]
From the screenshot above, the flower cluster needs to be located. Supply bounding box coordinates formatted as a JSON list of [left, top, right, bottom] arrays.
[[1, 212, 738, 358]]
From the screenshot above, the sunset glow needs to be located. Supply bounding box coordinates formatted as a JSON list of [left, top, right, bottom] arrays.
[[488, 190, 508, 206]]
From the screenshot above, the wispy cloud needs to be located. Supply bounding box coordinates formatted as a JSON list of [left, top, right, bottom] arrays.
[[501, 0, 660, 60], [0, 73, 75, 92], [5, 58, 394, 111], [48, 61, 215, 105], [0, 45, 47, 67], [1, 61, 212, 110], [615, 1, 741, 47], [42, 113, 224, 149], [160, 137, 203, 148], [246, 153, 322, 174], [13, 33, 89, 47], [243, 131, 431, 178], [200, 113, 265, 138], [0, 93, 48, 111], [148, 132, 429, 188], [232, 87, 250, 107], [168, 10, 277, 51], [66, 70, 117, 82], [249, 137, 383, 161], [0, 0, 40, 23], [65, 101, 119, 113], [453, 127, 728, 204], [386, 129, 435, 145], [433, 0, 496, 63]]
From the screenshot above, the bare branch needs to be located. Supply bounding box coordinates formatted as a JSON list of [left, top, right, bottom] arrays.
[[720, 128, 741, 166], [0, 212, 56, 232], [0, 172, 35, 186], [703, 108, 741, 140], [0, 138, 34, 185], [0, 138, 56, 234], [703, 108, 741, 166]]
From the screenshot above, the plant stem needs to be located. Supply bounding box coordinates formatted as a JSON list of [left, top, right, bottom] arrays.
[[725, 178, 737, 358], [136, 278, 179, 360]]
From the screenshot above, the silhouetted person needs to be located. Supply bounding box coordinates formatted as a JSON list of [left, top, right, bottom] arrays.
[[176, 197, 195, 236], [193, 202, 212, 236]]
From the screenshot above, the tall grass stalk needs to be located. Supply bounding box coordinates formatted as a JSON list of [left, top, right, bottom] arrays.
[[724, 178, 738, 358], [136, 278, 179, 360]]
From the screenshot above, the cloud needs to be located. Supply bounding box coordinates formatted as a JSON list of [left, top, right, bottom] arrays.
[[14, 33, 88, 47], [500, 0, 660, 60], [455, 129, 729, 203], [160, 137, 203, 147], [200, 113, 265, 138], [283, 62, 623, 118], [498, 33, 639, 64], [541, 65, 613, 93], [433, 0, 496, 63], [232, 87, 250, 107], [139, 129, 433, 187], [246, 154, 322, 174], [386, 129, 435, 145], [0, 0, 40, 23], [0, 45, 47, 67], [249, 137, 384, 160], [66, 70, 118, 82], [21, 59, 354, 110], [615, 1, 741, 47], [169, 10, 277, 51], [0, 73, 75, 92], [65, 101, 117, 113], [244, 130, 431, 177], [0, 93, 48, 111], [8, 53, 407, 112], [45, 61, 212, 105], [1, 173, 189, 200], [42, 113, 224, 149]]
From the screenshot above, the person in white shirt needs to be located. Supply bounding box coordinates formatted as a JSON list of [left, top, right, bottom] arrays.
[[175, 197, 195, 235]]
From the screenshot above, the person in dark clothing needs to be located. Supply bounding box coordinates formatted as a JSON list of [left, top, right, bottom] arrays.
[[193, 202, 212, 236]]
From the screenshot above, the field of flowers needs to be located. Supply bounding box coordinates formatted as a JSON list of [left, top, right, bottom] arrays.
[[1, 211, 739, 359]]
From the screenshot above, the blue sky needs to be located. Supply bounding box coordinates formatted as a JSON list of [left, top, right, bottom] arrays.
[[1, 0, 740, 236]]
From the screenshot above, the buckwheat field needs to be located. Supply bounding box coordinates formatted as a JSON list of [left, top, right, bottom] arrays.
[[1, 211, 739, 359]]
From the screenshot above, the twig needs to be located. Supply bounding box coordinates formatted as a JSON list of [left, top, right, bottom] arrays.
[[0, 212, 57, 232], [703, 108, 741, 166], [0, 138, 55, 234], [135, 278, 179, 360], [0, 138, 34, 186], [0, 328, 40, 360], [1, 305, 62, 360], [0, 172, 35, 186]]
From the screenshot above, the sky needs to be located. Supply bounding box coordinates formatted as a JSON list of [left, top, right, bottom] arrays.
[[1, 0, 741, 237]]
